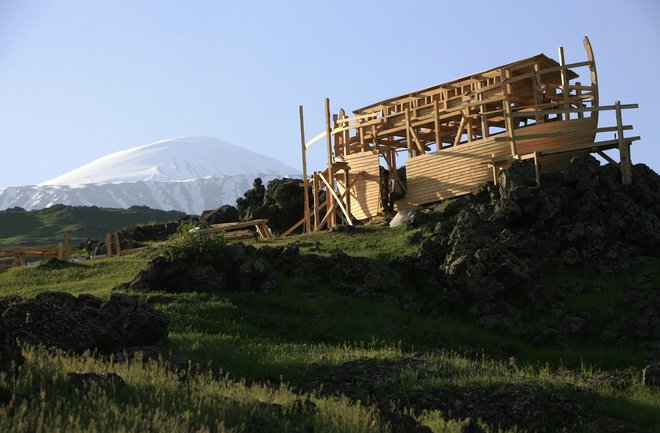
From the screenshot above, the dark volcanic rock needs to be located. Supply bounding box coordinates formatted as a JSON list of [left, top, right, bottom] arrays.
[[383, 384, 585, 433], [0, 318, 23, 373], [411, 155, 660, 335], [1, 292, 169, 353], [200, 205, 239, 226], [237, 177, 305, 233], [122, 241, 409, 304]]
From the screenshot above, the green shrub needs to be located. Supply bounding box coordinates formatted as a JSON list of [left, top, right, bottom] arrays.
[[160, 222, 226, 262]]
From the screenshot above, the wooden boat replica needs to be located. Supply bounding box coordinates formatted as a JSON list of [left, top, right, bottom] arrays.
[[284, 37, 639, 235]]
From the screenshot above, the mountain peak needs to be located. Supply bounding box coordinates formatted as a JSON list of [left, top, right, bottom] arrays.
[[40, 137, 299, 185]]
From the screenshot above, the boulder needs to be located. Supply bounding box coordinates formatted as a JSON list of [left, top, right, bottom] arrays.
[[200, 205, 239, 226], [236, 177, 305, 233], [1, 292, 169, 353]]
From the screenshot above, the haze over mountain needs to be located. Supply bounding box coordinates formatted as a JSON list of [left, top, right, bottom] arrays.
[[0, 137, 299, 215]]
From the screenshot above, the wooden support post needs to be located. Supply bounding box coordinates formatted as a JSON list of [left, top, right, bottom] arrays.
[[405, 108, 412, 157], [312, 172, 320, 231], [532, 64, 542, 124], [105, 233, 112, 257], [299, 106, 311, 233], [62, 232, 71, 261], [479, 81, 489, 138], [19, 253, 27, 267], [574, 81, 584, 119], [359, 122, 366, 152], [434, 99, 441, 150], [324, 98, 335, 228], [466, 107, 473, 142], [339, 108, 348, 156], [114, 231, 121, 257], [57, 242, 64, 260], [558, 46, 569, 120], [615, 100, 632, 185], [501, 68, 517, 157], [453, 115, 466, 147], [332, 113, 340, 155], [503, 100, 518, 156], [344, 168, 351, 221], [533, 151, 541, 187]]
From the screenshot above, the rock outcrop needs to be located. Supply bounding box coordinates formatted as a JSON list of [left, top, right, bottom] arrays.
[[0, 318, 23, 373], [0, 292, 169, 353], [236, 177, 304, 233], [410, 155, 660, 341]]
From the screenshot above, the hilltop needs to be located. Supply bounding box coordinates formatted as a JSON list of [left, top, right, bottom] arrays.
[[0, 204, 185, 246]]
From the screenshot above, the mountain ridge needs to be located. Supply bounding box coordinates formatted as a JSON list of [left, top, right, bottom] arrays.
[[0, 137, 300, 214]]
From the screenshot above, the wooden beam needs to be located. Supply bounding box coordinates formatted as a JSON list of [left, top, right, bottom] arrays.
[[299, 105, 311, 233], [433, 99, 441, 150], [62, 232, 71, 260], [558, 46, 569, 121], [453, 115, 466, 147], [539, 136, 640, 156], [281, 217, 305, 237], [105, 233, 112, 258], [210, 219, 270, 231], [325, 98, 335, 228], [114, 231, 121, 257], [318, 172, 353, 225], [409, 126, 425, 154], [596, 150, 619, 167], [509, 103, 638, 117], [312, 172, 320, 231], [405, 108, 412, 157], [533, 151, 541, 187], [615, 100, 632, 185], [305, 130, 326, 149]]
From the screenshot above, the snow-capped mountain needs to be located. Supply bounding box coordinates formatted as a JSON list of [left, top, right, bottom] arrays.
[[0, 137, 300, 215]]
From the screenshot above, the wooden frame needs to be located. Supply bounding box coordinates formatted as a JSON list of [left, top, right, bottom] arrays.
[[285, 36, 639, 234]]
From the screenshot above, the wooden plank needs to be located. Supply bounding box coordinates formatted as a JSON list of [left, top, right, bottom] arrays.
[[210, 219, 269, 231], [509, 103, 638, 117], [305, 130, 326, 149], [539, 136, 639, 156]]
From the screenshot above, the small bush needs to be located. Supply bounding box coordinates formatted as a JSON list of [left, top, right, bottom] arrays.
[[160, 222, 225, 262]]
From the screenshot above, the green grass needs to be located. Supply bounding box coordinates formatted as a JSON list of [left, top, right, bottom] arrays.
[[245, 224, 419, 259], [0, 252, 152, 298], [0, 204, 184, 246], [0, 225, 658, 432]]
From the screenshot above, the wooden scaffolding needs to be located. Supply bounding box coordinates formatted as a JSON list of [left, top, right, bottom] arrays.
[[285, 36, 639, 235]]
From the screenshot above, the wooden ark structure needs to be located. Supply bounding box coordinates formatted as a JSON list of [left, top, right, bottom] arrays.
[[284, 37, 640, 236]]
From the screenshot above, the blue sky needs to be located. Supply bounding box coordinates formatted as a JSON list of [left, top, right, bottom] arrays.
[[0, 0, 658, 186]]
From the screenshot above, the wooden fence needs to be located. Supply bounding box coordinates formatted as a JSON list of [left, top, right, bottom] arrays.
[[0, 219, 275, 271]]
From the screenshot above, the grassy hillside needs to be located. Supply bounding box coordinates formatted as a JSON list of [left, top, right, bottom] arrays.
[[0, 225, 658, 432], [0, 205, 185, 246]]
